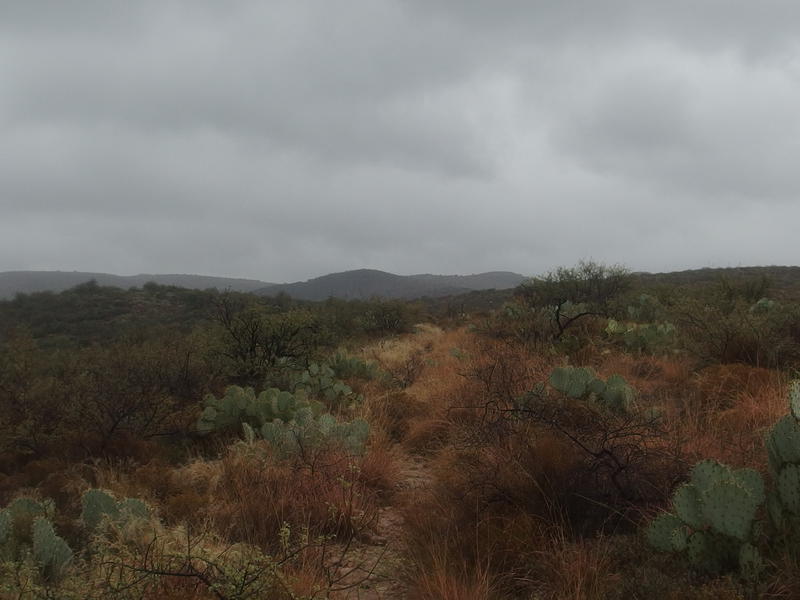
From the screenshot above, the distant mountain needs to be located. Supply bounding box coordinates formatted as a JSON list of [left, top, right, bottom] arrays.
[[0, 271, 276, 299], [254, 269, 528, 300]]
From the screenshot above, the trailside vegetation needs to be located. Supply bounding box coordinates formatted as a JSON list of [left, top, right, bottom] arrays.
[[1, 264, 800, 598]]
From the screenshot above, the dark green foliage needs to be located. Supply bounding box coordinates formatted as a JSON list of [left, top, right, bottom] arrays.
[[0, 330, 221, 459], [214, 295, 325, 387], [327, 353, 380, 381], [0, 281, 221, 348], [515, 260, 632, 340], [668, 279, 800, 368]]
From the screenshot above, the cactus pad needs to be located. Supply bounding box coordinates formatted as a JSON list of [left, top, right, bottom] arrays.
[[32, 517, 73, 582], [701, 479, 759, 541], [646, 513, 683, 552], [672, 483, 705, 530]]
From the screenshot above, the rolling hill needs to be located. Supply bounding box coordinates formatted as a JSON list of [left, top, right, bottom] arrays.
[[0, 271, 276, 299], [0, 269, 527, 301], [253, 269, 528, 300]]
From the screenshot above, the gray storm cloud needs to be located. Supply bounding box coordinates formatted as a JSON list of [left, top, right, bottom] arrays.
[[2, 0, 799, 281]]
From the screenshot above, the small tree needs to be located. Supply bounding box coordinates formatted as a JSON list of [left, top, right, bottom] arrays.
[[214, 295, 322, 386], [515, 261, 632, 339]]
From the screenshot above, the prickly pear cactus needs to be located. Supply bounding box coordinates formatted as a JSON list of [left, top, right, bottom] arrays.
[[603, 375, 634, 412], [605, 318, 675, 353], [549, 366, 598, 399], [81, 489, 120, 530], [4, 497, 48, 549], [0, 509, 12, 560], [81, 489, 151, 530], [31, 516, 73, 582], [290, 362, 363, 408], [118, 498, 150, 521], [646, 380, 800, 581], [328, 353, 379, 381], [645, 459, 765, 578], [548, 366, 634, 413], [764, 380, 800, 540], [198, 385, 324, 435], [257, 410, 370, 458], [0, 500, 73, 581]]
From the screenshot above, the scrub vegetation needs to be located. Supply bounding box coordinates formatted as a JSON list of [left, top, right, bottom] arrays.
[[3, 262, 800, 598]]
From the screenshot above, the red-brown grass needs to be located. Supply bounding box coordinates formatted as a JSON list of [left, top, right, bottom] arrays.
[[208, 442, 381, 550], [675, 367, 787, 468], [399, 427, 584, 596]]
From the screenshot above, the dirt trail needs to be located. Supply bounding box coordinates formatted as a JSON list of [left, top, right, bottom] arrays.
[[331, 324, 461, 598], [331, 457, 432, 599]]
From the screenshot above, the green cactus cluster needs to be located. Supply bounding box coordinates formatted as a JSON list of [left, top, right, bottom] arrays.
[[627, 293, 666, 322], [243, 409, 369, 457], [764, 381, 800, 534], [197, 385, 324, 435], [750, 297, 778, 315], [31, 517, 73, 582], [327, 353, 380, 381], [548, 366, 634, 413], [645, 380, 800, 581], [0, 497, 72, 582], [81, 489, 151, 531], [605, 319, 676, 353], [646, 460, 765, 577], [289, 361, 363, 408]]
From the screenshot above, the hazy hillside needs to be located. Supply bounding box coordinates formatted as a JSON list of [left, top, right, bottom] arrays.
[[255, 269, 528, 300], [0, 271, 276, 299], [408, 271, 528, 291], [634, 265, 800, 295]]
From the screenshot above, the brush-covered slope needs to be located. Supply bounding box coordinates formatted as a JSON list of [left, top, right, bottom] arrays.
[[0, 271, 276, 299], [256, 269, 528, 300]]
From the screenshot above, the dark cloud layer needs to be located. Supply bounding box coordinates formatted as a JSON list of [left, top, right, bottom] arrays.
[[2, 1, 799, 281]]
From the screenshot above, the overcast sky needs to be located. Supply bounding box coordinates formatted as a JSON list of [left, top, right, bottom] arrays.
[[2, 1, 799, 282]]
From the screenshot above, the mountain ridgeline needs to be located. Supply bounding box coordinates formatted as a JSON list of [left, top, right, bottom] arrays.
[[253, 269, 528, 300], [0, 269, 527, 301], [4, 266, 800, 303], [0, 271, 276, 299]]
